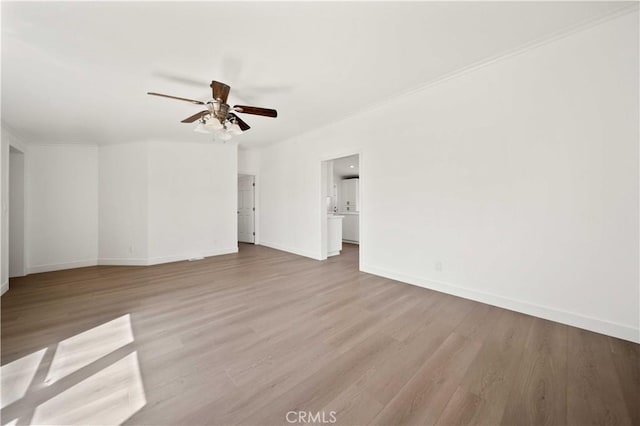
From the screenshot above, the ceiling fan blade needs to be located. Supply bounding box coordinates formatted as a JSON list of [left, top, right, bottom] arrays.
[[233, 105, 278, 118], [211, 81, 231, 103], [181, 110, 210, 123], [147, 92, 205, 105], [229, 113, 251, 131]]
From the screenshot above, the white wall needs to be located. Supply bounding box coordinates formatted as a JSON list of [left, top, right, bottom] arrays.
[[98, 142, 149, 265], [260, 141, 322, 259], [147, 141, 238, 263], [0, 139, 238, 274], [27, 145, 99, 273], [9, 148, 25, 277], [238, 149, 260, 175], [257, 12, 639, 342], [100, 140, 237, 265]]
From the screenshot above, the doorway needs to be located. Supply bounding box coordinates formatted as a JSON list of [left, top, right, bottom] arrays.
[[238, 174, 255, 244], [9, 146, 25, 277], [320, 153, 360, 263]]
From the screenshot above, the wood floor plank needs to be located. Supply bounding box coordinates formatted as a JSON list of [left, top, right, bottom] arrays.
[[355, 318, 458, 407], [567, 328, 633, 426], [322, 383, 385, 426], [237, 331, 401, 425], [435, 386, 483, 426], [500, 318, 568, 425], [371, 332, 483, 425], [436, 309, 534, 425], [608, 337, 640, 425], [1, 243, 638, 426]]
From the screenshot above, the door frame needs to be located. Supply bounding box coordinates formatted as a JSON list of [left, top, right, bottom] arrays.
[[319, 150, 362, 264], [237, 173, 257, 244]]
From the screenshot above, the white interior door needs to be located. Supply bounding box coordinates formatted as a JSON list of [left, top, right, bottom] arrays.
[[238, 175, 255, 243]]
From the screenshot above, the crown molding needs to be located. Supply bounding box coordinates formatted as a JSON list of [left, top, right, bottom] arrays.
[[266, 2, 639, 149]]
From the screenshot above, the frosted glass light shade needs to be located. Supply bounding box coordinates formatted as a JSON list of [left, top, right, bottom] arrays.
[[206, 120, 223, 131], [228, 122, 243, 135], [194, 121, 210, 134], [216, 130, 232, 141], [194, 118, 224, 134]]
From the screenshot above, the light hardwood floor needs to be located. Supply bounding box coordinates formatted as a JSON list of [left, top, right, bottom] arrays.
[[1, 244, 638, 425]]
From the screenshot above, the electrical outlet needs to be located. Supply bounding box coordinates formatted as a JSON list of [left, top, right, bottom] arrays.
[[435, 261, 443, 272]]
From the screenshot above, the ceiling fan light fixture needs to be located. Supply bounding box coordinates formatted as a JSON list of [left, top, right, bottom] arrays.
[[205, 119, 223, 131], [216, 129, 233, 141], [228, 121, 244, 135], [194, 120, 210, 134]]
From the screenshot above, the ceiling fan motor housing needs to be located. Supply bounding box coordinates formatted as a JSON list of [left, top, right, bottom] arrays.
[[210, 100, 230, 123]]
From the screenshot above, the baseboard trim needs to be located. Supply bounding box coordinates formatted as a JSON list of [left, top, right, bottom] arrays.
[[146, 247, 239, 266], [98, 258, 149, 266], [29, 248, 240, 271], [361, 263, 639, 344], [27, 259, 98, 275], [259, 241, 321, 261], [1, 280, 8, 296]]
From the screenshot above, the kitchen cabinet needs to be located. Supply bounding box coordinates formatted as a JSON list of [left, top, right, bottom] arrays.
[[327, 215, 344, 256], [342, 213, 359, 243], [340, 178, 359, 212]]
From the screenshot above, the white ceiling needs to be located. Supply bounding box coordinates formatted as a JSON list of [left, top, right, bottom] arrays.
[[1, 1, 630, 148], [333, 154, 359, 179]]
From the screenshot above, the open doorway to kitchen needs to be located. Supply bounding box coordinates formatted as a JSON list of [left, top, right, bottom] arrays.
[[320, 153, 360, 265]]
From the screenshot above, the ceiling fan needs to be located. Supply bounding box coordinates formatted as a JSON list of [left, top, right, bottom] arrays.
[[147, 80, 277, 140]]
